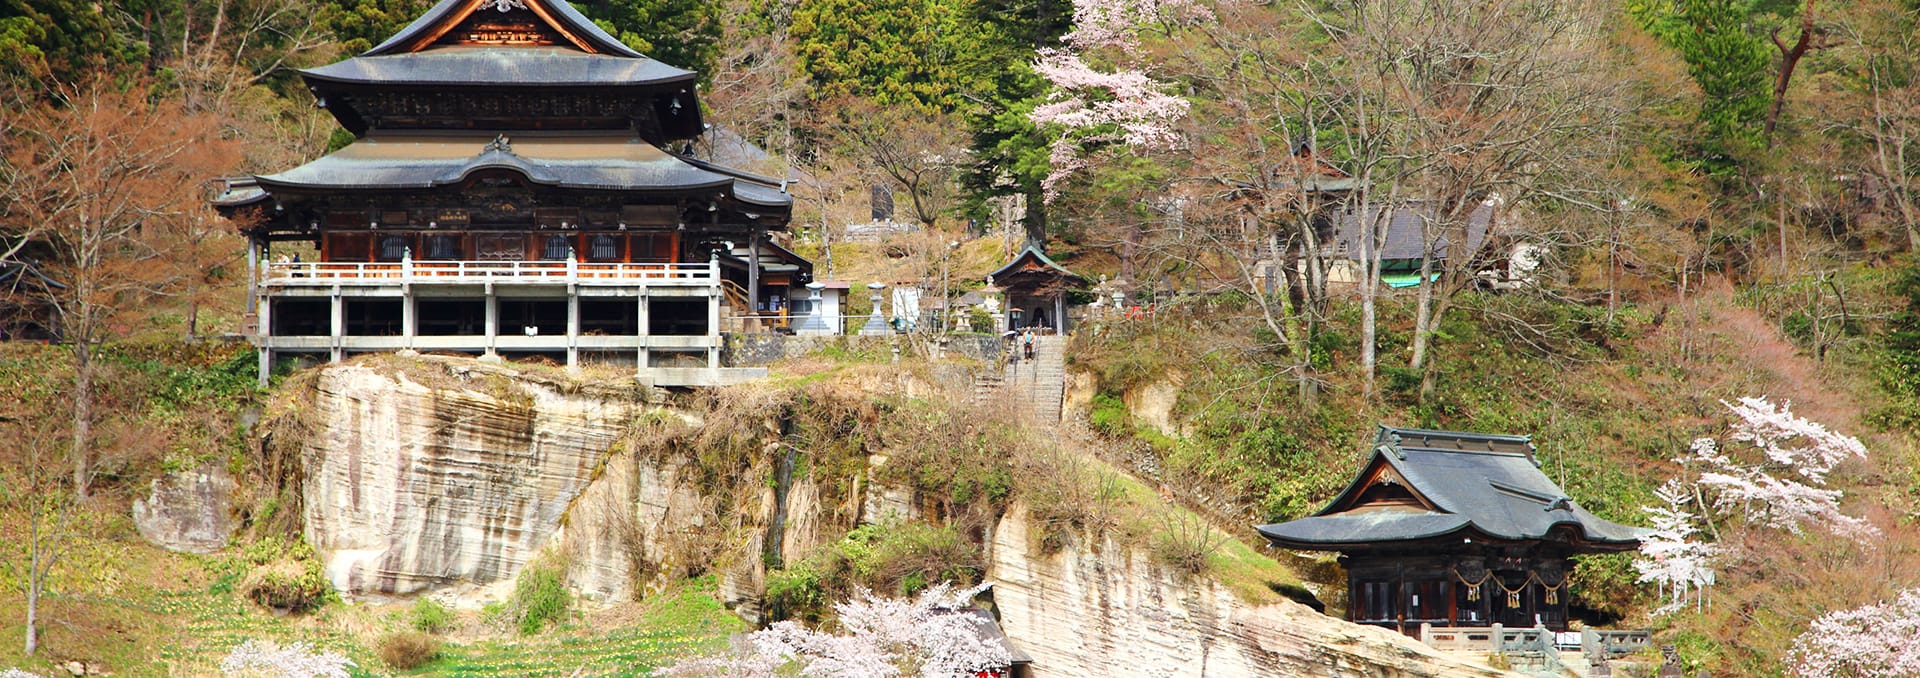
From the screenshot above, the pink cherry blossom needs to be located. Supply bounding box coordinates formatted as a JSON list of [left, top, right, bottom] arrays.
[[660, 582, 1013, 678], [1788, 588, 1920, 678]]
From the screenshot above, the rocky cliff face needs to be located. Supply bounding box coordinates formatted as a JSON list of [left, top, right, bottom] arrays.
[[295, 363, 641, 596], [285, 358, 1511, 677], [285, 359, 836, 606], [988, 505, 1518, 678]]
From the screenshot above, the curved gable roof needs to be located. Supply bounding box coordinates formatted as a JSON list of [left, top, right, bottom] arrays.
[[989, 245, 1089, 285], [366, 0, 640, 57], [1255, 426, 1645, 552]]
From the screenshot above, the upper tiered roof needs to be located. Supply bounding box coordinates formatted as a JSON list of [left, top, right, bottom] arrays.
[[299, 0, 702, 139]]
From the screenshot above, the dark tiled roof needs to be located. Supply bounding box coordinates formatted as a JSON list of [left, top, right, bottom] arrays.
[[1330, 200, 1494, 262], [301, 46, 695, 87], [1256, 426, 1645, 552], [988, 245, 1088, 284], [252, 133, 790, 207]]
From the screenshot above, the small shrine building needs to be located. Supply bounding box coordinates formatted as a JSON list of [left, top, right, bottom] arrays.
[[987, 245, 1087, 333], [1256, 426, 1645, 634]]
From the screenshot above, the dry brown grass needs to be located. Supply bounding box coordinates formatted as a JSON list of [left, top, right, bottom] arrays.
[[376, 630, 441, 670]]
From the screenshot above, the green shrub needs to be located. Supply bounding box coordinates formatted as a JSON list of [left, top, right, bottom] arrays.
[[232, 536, 331, 613], [1148, 513, 1226, 576], [411, 597, 454, 634], [509, 556, 571, 634], [243, 558, 330, 612], [376, 630, 441, 670], [1089, 393, 1131, 436], [767, 522, 983, 623]]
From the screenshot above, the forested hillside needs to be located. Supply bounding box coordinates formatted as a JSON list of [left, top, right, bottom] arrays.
[[3, 0, 1920, 675]]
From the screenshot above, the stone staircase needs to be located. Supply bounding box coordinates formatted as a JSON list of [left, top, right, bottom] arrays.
[[980, 335, 1066, 424]]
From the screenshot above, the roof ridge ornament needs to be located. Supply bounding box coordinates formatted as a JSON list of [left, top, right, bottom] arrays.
[[484, 134, 514, 154], [484, 0, 527, 12]]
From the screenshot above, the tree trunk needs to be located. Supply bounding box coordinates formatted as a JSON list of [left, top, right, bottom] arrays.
[[1280, 251, 1316, 406], [1418, 291, 1457, 401], [1763, 3, 1819, 144], [1024, 186, 1048, 248], [1360, 210, 1378, 400], [25, 507, 40, 656], [72, 341, 93, 499], [1409, 236, 1436, 372]]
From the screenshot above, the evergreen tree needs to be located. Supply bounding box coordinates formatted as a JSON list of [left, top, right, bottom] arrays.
[[0, 0, 139, 83], [574, 0, 721, 77], [790, 0, 974, 111]]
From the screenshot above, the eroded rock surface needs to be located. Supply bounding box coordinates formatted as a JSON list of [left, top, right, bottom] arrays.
[[988, 505, 1519, 678], [298, 364, 636, 595], [133, 463, 237, 554]]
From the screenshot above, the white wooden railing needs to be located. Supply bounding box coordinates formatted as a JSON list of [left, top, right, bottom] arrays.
[[261, 256, 718, 285]]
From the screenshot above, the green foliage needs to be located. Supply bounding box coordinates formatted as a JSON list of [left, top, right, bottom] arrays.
[[574, 0, 721, 76], [507, 555, 572, 635], [1089, 392, 1130, 436], [0, 0, 139, 82], [873, 401, 1017, 518], [765, 522, 982, 623], [1629, 0, 1774, 172], [1873, 257, 1920, 427], [230, 536, 332, 612], [410, 596, 454, 634], [318, 0, 433, 54], [790, 0, 977, 110]]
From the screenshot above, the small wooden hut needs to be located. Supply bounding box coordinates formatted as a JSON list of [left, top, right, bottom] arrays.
[[1256, 426, 1645, 634], [987, 246, 1087, 333]]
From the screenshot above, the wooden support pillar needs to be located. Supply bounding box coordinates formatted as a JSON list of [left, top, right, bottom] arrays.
[[401, 285, 416, 349], [566, 287, 580, 368], [329, 287, 344, 364], [257, 348, 270, 388], [484, 282, 499, 361], [636, 294, 650, 370], [747, 228, 762, 328], [245, 236, 259, 314]]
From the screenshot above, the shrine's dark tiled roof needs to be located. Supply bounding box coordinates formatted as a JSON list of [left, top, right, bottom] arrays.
[[252, 133, 791, 208], [1329, 200, 1494, 262], [988, 245, 1089, 284], [300, 46, 695, 88], [1256, 426, 1646, 553], [212, 178, 269, 207]]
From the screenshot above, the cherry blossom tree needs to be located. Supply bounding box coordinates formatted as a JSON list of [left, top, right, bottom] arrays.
[[1029, 0, 1207, 198], [1633, 478, 1718, 615], [1635, 396, 1875, 616], [218, 640, 356, 678], [1788, 588, 1920, 678], [660, 582, 1013, 678], [1685, 398, 1876, 539]]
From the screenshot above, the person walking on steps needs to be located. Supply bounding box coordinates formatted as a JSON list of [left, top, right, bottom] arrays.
[[1022, 328, 1035, 362]]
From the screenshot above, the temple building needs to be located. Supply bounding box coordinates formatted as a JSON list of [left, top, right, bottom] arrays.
[[1256, 426, 1644, 635], [988, 246, 1088, 333], [213, 0, 802, 385]]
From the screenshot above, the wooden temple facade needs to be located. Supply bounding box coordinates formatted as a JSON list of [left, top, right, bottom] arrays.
[[1257, 427, 1644, 635], [988, 246, 1088, 333], [213, 0, 803, 385]]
